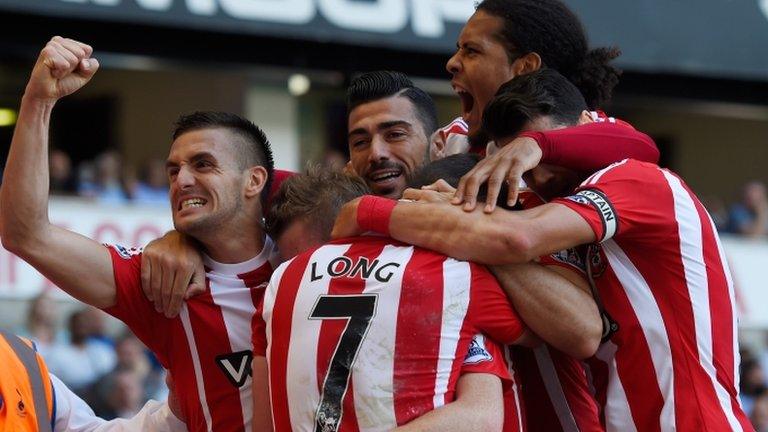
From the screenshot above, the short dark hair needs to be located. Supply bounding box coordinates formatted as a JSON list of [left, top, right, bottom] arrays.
[[481, 69, 587, 141], [346, 71, 438, 138], [408, 154, 515, 210], [172, 111, 275, 205], [265, 166, 370, 242], [476, 0, 621, 109]]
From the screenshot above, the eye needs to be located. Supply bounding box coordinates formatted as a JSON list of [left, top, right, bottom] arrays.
[[167, 167, 179, 179], [195, 160, 214, 170], [387, 130, 408, 141], [350, 139, 369, 149]]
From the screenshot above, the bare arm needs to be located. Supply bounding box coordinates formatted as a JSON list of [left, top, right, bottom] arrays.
[[141, 230, 206, 318], [251, 356, 273, 432], [392, 373, 503, 432], [0, 38, 116, 308], [491, 263, 601, 359], [332, 197, 595, 266]]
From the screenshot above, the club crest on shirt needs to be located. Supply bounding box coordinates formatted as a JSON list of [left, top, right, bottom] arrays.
[[549, 248, 587, 273], [110, 244, 143, 259], [215, 350, 253, 388], [464, 335, 493, 365]]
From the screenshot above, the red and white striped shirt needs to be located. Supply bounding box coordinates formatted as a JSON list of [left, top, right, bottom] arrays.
[[104, 236, 281, 432], [552, 159, 752, 431], [253, 235, 525, 431]]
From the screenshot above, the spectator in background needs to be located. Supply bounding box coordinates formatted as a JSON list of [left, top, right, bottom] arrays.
[[45, 308, 117, 394], [15, 290, 66, 358], [130, 158, 169, 205], [702, 194, 730, 233], [49, 148, 78, 194], [728, 180, 768, 238], [78, 150, 128, 204], [97, 370, 145, 420], [740, 357, 767, 415], [752, 389, 768, 432]]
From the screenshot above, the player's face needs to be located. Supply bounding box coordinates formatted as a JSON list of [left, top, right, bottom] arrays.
[[348, 96, 429, 199], [166, 128, 245, 237], [446, 10, 517, 135], [275, 219, 324, 261]]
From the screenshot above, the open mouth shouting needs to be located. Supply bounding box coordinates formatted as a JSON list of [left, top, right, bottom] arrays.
[[452, 82, 477, 131]]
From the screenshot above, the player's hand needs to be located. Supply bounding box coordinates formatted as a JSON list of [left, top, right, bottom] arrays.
[[141, 230, 205, 318], [453, 136, 541, 213], [402, 180, 455, 204], [25, 36, 99, 103], [330, 197, 364, 239]]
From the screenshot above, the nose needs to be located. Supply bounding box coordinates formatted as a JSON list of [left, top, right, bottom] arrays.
[[174, 165, 195, 189], [368, 136, 391, 163], [446, 51, 461, 76]]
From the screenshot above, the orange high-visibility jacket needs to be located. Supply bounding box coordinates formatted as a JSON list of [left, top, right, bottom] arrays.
[[0, 329, 53, 432]]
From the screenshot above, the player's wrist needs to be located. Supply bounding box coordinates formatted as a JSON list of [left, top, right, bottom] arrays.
[[357, 195, 397, 236]]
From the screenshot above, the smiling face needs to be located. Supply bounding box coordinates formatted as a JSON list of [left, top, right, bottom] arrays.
[[166, 128, 247, 238], [347, 95, 429, 199], [446, 10, 518, 135]]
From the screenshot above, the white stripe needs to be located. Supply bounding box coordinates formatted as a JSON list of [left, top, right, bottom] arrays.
[[534, 346, 579, 432], [207, 274, 259, 430], [263, 257, 290, 426], [707, 211, 743, 401], [433, 259, 471, 408], [352, 244, 411, 431], [602, 240, 675, 431], [505, 350, 524, 432], [595, 342, 638, 432], [663, 170, 743, 431], [285, 245, 349, 431], [581, 159, 629, 187], [180, 306, 213, 432]]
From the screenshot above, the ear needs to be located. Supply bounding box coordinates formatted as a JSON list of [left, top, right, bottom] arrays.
[[430, 131, 446, 160], [578, 110, 596, 125], [244, 166, 268, 199], [511, 52, 542, 76]]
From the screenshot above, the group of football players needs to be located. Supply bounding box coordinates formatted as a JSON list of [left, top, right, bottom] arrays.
[[0, 0, 753, 431]]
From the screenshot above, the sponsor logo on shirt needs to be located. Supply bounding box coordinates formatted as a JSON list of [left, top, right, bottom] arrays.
[[574, 189, 618, 241], [215, 350, 254, 388], [464, 335, 493, 365]]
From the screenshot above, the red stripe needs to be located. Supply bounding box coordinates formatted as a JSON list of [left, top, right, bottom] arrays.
[[270, 253, 314, 431], [510, 347, 563, 431], [633, 176, 732, 431], [598, 264, 664, 431], [692, 192, 753, 430], [186, 279, 245, 431], [393, 248, 445, 424], [317, 241, 384, 431], [547, 347, 602, 431]]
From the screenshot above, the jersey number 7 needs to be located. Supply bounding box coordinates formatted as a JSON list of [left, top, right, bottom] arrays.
[[309, 294, 378, 432]]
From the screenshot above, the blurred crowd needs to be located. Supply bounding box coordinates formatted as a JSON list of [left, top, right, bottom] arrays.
[[741, 340, 768, 431], [45, 145, 768, 240], [704, 180, 768, 239], [49, 148, 169, 205], [15, 291, 169, 420]]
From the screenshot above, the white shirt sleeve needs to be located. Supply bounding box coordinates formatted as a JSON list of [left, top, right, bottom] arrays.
[[51, 373, 186, 432]]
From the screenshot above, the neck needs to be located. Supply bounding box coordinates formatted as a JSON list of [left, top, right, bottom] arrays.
[[201, 225, 266, 264]]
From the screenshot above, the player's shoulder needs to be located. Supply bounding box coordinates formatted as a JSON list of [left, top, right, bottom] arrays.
[[580, 159, 666, 188]]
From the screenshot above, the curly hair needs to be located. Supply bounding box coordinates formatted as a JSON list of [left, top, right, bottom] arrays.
[[476, 0, 621, 109]]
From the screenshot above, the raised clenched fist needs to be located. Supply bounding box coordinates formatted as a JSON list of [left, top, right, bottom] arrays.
[[24, 36, 99, 102]]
